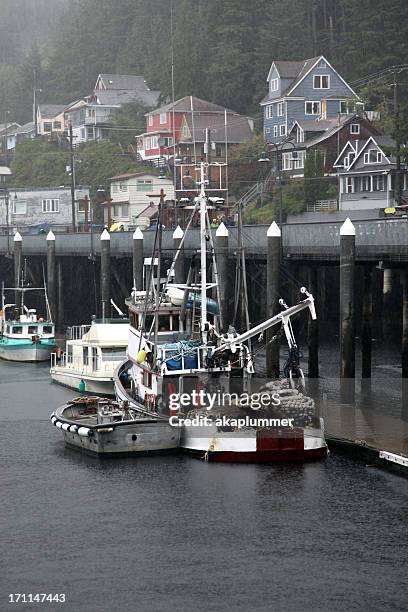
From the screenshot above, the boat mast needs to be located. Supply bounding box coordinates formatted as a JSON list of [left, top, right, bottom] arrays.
[[199, 163, 208, 345]]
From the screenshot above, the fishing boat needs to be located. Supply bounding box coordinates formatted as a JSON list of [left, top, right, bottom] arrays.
[[0, 280, 56, 363], [51, 396, 180, 456], [50, 317, 128, 396], [114, 163, 327, 463]]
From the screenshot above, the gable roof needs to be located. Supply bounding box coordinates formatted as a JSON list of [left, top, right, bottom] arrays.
[[149, 96, 235, 115], [333, 140, 359, 167], [38, 104, 66, 118], [346, 136, 393, 171], [267, 60, 306, 82], [93, 89, 160, 108], [96, 74, 150, 91], [286, 55, 359, 99]]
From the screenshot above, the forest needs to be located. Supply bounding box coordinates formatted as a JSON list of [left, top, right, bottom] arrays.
[[1, 0, 408, 125]]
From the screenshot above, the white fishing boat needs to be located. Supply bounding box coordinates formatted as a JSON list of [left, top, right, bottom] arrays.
[[114, 163, 327, 463], [50, 318, 128, 396], [0, 280, 56, 363]]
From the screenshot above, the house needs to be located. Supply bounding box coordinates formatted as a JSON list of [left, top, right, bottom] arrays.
[[279, 111, 381, 176], [65, 74, 160, 145], [0, 186, 90, 232], [37, 105, 66, 136], [261, 55, 360, 144], [335, 136, 408, 211], [104, 172, 175, 229], [0, 122, 21, 154]]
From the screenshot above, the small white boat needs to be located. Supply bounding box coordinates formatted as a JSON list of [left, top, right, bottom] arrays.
[[51, 396, 180, 456], [50, 319, 128, 396]]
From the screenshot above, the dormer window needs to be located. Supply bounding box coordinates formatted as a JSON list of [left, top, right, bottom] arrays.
[[364, 149, 382, 164], [270, 78, 279, 92], [313, 75, 329, 89]]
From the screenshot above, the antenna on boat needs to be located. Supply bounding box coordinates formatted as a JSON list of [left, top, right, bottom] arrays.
[[198, 162, 208, 345]]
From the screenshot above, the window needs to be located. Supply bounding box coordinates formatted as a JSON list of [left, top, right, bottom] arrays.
[[42, 199, 59, 213], [350, 124, 360, 135], [279, 124, 286, 136], [81, 128, 85, 139], [43, 325, 53, 335], [364, 149, 382, 164], [137, 179, 153, 192], [83, 347, 89, 366], [273, 125, 278, 138], [265, 105, 273, 119], [12, 326, 23, 334], [313, 75, 329, 89], [145, 137, 151, 149], [119, 182, 127, 192], [87, 127, 94, 139], [159, 112, 167, 124], [43, 122, 52, 132], [67, 345, 73, 364], [112, 184, 118, 193], [148, 115, 153, 126], [373, 175, 385, 191], [305, 101, 321, 115], [53, 121, 62, 130], [265, 127, 270, 135], [282, 152, 291, 170], [361, 176, 371, 192], [296, 127, 304, 143], [345, 177, 354, 193], [292, 150, 306, 169], [142, 370, 152, 388], [277, 102, 284, 117], [13, 199, 27, 215], [28, 326, 37, 335], [344, 153, 355, 168], [270, 78, 279, 92], [151, 135, 158, 148]]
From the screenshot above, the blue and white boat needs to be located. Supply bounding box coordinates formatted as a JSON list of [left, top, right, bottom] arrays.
[[0, 282, 56, 363]]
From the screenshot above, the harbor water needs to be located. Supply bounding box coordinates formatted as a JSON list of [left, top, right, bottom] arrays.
[[1, 360, 408, 612]]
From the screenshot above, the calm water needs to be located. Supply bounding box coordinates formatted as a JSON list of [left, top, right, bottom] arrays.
[[1, 361, 408, 612]]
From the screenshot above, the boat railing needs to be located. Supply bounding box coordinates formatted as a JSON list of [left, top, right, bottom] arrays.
[[67, 325, 91, 340], [50, 351, 123, 373], [158, 344, 225, 374]]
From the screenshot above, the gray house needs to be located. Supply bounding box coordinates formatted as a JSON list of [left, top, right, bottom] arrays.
[[335, 136, 408, 211], [0, 186, 90, 233], [261, 55, 360, 144]]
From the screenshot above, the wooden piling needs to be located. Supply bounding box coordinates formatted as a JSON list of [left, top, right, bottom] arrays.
[[13, 231, 22, 316], [132, 227, 144, 292], [173, 225, 184, 285], [307, 266, 319, 379], [46, 230, 57, 324], [266, 222, 281, 379], [57, 259, 64, 332], [402, 268, 408, 409], [340, 218, 356, 403], [361, 266, 372, 380], [216, 222, 229, 332], [100, 229, 111, 321]]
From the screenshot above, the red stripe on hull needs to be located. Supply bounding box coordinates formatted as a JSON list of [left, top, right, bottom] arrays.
[[184, 447, 327, 463]]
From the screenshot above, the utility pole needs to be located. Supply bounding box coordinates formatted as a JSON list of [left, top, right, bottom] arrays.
[[393, 70, 402, 207], [205, 127, 211, 188], [68, 121, 76, 232]]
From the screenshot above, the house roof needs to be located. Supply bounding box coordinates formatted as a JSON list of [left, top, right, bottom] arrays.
[[94, 89, 160, 108], [108, 171, 158, 182], [272, 60, 306, 80], [137, 202, 159, 219], [148, 96, 235, 115], [16, 122, 35, 135], [0, 122, 20, 133], [343, 136, 396, 171], [38, 104, 66, 118], [97, 74, 151, 91], [288, 113, 380, 150], [179, 113, 253, 144]]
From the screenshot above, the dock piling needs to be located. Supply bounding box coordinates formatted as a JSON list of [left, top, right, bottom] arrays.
[[46, 230, 57, 323], [339, 218, 356, 403], [100, 229, 111, 321], [216, 222, 229, 331], [132, 227, 144, 292], [361, 266, 372, 381], [13, 232, 22, 316], [266, 222, 281, 379], [307, 266, 319, 380], [173, 225, 184, 285]]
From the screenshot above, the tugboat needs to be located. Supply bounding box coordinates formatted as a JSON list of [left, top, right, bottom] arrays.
[[0, 278, 56, 363], [114, 163, 327, 462]]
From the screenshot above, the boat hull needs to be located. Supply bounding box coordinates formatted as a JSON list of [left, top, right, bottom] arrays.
[[0, 341, 55, 362], [180, 424, 327, 463], [50, 369, 115, 396], [51, 402, 180, 456]]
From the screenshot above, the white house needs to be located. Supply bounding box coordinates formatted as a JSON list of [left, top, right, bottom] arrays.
[[105, 172, 175, 228], [37, 105, 66, 136]]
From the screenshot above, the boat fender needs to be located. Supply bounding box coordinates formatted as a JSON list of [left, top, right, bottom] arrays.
[[69, 425, 78, 433], [61, 423, 70, 431], [78, 379, 86, 393], [51, 416, 57, 424], [77, 427, 91, 437], [136, 350, 147, 364], [55, 421, 63, 429]]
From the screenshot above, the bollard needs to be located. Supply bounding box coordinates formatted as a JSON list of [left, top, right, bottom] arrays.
[[132, 227, 144, 292], [173, 225, 184, 285], [100, 229, 111, 321], [339, 218, 356, 403], [46, 230, 57, 324], [216, 222, 229, 332], [266, 221, 280, 379]]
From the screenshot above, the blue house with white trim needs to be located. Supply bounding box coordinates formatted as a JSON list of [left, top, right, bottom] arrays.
[[261, 56, 360, 144]]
